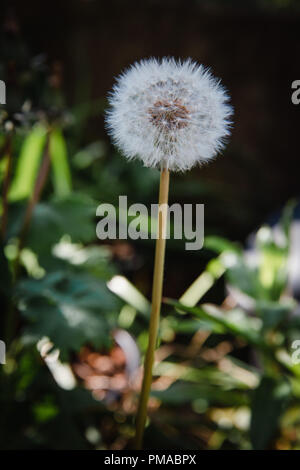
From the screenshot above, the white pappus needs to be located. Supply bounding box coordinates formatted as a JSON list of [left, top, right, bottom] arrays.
[[106, 57, 233, 172]]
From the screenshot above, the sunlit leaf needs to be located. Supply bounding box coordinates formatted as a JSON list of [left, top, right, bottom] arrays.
[[107, 275, 150, 318], [165, 299, 263, 346], [26, 194, 97, 258], [9, 125, 47, 201], [204, 236, 242, 255], [49, 127, 72, 197], [179, 256, 225, 307]]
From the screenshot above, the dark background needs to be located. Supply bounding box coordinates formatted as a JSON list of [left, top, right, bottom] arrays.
[[3, 0, 300, 239]]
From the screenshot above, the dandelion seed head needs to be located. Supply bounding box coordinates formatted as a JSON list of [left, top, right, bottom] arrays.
[[106, 57, 233, 172]]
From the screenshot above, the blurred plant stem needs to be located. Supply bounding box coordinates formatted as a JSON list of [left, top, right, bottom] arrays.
[[5, 130, 51, 346], [135, 166, 170, 449], [0, 132, 13, 240]]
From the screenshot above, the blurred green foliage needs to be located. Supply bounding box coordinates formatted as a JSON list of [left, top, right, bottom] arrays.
[[1, 16, 300, 451]]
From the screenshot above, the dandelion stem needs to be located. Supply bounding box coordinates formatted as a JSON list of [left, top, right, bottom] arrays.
[[135, 166, 170, 449]]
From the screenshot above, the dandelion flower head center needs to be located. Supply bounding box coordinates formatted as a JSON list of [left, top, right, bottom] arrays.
[[148, 98, 189, 132]]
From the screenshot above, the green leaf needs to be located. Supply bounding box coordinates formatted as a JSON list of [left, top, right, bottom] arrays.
[[256, 227, 289, 301], [204, 236, 242, 255], [165, 299, 263, 346], [225, 254, 264, 300], [179, 256, 225, 307], [152, 381, 249, 407], [256, 299, 294, 330], [17, 270, 119, 359], [49, 127, 72, 197], [250, 377, 291, 449], [26, 193, 97, 259], [9, 125, 47, 201], [154, 361, 257, 390], [107, 275, 150, 318], [53, 239, 115, 280]]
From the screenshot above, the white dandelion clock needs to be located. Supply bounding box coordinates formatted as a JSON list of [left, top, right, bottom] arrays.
[[106, 57, 233, 449], [106, 57, 232, 172]]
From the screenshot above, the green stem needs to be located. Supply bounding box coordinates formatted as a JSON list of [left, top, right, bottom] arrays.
[[134, 167, 170, 449]]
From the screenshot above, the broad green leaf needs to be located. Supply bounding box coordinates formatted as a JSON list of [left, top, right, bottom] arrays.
[[256, 226, 289, 301], [26, 194, 97, 258], [256, 299, 295, 330], [49, 127, 72, 197], [7, 194, 98, 269], [53, 239, 115, 280], [17, 270, 119, 359], [224, 254, 264, 300], [9, 125, 47, 201]]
